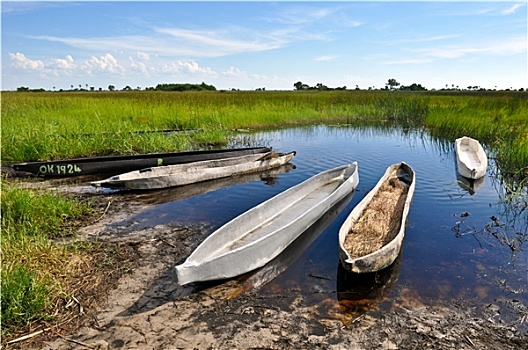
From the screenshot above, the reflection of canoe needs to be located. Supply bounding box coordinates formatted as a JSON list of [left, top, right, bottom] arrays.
[[234, 191, 356, 293], [12, 147, 271, 177], [173, 162, 359, 286], [455, 136, 487, 179], [337, 250, 402, 316], [338, 162, 415, 273], [91, 151, 296, 190], [456, 173, 485, 195], [133, 164, 296, 205]]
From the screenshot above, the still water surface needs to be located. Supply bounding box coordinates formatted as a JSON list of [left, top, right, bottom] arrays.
[[108, 125, 527, 320]]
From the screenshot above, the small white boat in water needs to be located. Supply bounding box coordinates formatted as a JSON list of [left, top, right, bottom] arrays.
[[455, 136, 487, 179], [91, 151, 295, 190], [173, 162, 359, 286]]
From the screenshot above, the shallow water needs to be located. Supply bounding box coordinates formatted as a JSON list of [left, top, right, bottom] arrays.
[[105, 125, 527, 321]]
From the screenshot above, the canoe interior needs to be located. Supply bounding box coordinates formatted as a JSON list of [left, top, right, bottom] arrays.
[[455, 137, 487, 179], [339, 162, 415, 273], [186, 164, 357, 264], [220, 178, 345, 256]]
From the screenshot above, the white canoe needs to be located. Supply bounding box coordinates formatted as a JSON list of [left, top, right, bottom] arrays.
[[173, 162, 359, 286], [91, 151, 295, 190], [338, 162, 415, 273], [455, 136, 487, 179]]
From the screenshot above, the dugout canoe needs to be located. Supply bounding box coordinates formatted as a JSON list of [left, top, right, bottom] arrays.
[[234, 190, 355, 294], [455, 136, 487, 179], [173, 162, 359, 286], [12, 147, 271, 177], [91, 151, 296, 190], [338, 162, 415, 273]]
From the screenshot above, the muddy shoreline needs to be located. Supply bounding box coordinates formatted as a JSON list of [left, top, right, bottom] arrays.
[[5, 181, 528, 349]]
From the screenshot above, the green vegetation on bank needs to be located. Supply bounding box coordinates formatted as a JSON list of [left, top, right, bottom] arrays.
[[0, 182, 94, 338]]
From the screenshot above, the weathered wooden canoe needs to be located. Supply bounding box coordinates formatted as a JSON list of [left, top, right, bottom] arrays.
[[455, 136, 487, 179], [12, 147, 271, 177], [91, 151, 296, 190], [338, 162, 415, 273], [134, 164, 295, 205], [234, 191, 355, 293], [173, 162, 359, 286]]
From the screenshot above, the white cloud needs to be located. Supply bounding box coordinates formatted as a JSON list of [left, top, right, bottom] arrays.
[[158, 61, 216, 76], [82, 53, 124, 75], [129, 57, 150, 77], [137, 51, 150, 61], [50, 55, 76, 70], [156, 28, 285, 55], [502, 3, 525, 15], [9, 52, 44, 70], [223, 66, 248, 78]]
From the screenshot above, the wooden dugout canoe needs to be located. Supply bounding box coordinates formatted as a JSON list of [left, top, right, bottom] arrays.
[[338, 162, 415, 273], [12, 147, 271, 177], [173, 162, 359, 286], [454, 136, 487, 179], [91, 151, 296, 190]]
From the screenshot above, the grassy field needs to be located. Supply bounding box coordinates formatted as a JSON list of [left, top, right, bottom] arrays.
[[1, 90, 527, 341], [2, 90, 527, 176]]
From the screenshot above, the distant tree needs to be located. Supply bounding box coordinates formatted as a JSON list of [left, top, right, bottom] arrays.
[[16, 86, 30, 92], [154, 82, 216, 92], [386, 78, 400, 90], [294, 81, 304, 90], [123, 85, 132, 91], [315, 83, 328, 91], [400, 83, 426, 91], [108, 85, 115, 91]]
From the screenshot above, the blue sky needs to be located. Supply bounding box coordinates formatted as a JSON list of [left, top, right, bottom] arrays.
[[2, 1, 526, 91]]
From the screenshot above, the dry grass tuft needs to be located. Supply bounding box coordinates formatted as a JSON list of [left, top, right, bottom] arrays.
[[344, 177, 408, 258]]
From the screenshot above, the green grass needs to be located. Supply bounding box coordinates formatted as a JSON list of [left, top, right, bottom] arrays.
[[0, 181, 94, 338], [3, 90, 526, 177]]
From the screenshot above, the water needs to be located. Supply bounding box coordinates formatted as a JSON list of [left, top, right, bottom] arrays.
[[106, 125, 527, 321]]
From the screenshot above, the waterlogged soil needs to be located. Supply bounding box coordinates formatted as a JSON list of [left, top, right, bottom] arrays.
[[5, 177, 528, 350]]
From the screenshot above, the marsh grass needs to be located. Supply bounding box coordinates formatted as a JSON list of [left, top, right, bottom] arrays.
[[1, 91, 434, 162]]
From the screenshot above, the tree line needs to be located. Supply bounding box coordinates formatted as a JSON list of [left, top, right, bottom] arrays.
[[14, 79, 526, 93]]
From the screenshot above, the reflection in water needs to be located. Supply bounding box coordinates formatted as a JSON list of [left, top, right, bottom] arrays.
[[456, 173, 485, 195], [132, 164, 296, 205], [337, 252, 402, 323], [230, 191, 356, 297]]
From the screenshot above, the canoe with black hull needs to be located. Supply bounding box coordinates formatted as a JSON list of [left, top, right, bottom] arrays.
[[91, 151, 296, 190], [338, 162, 415, 273], [173, 162, 359, 286], [12, 147, 271, 177]]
